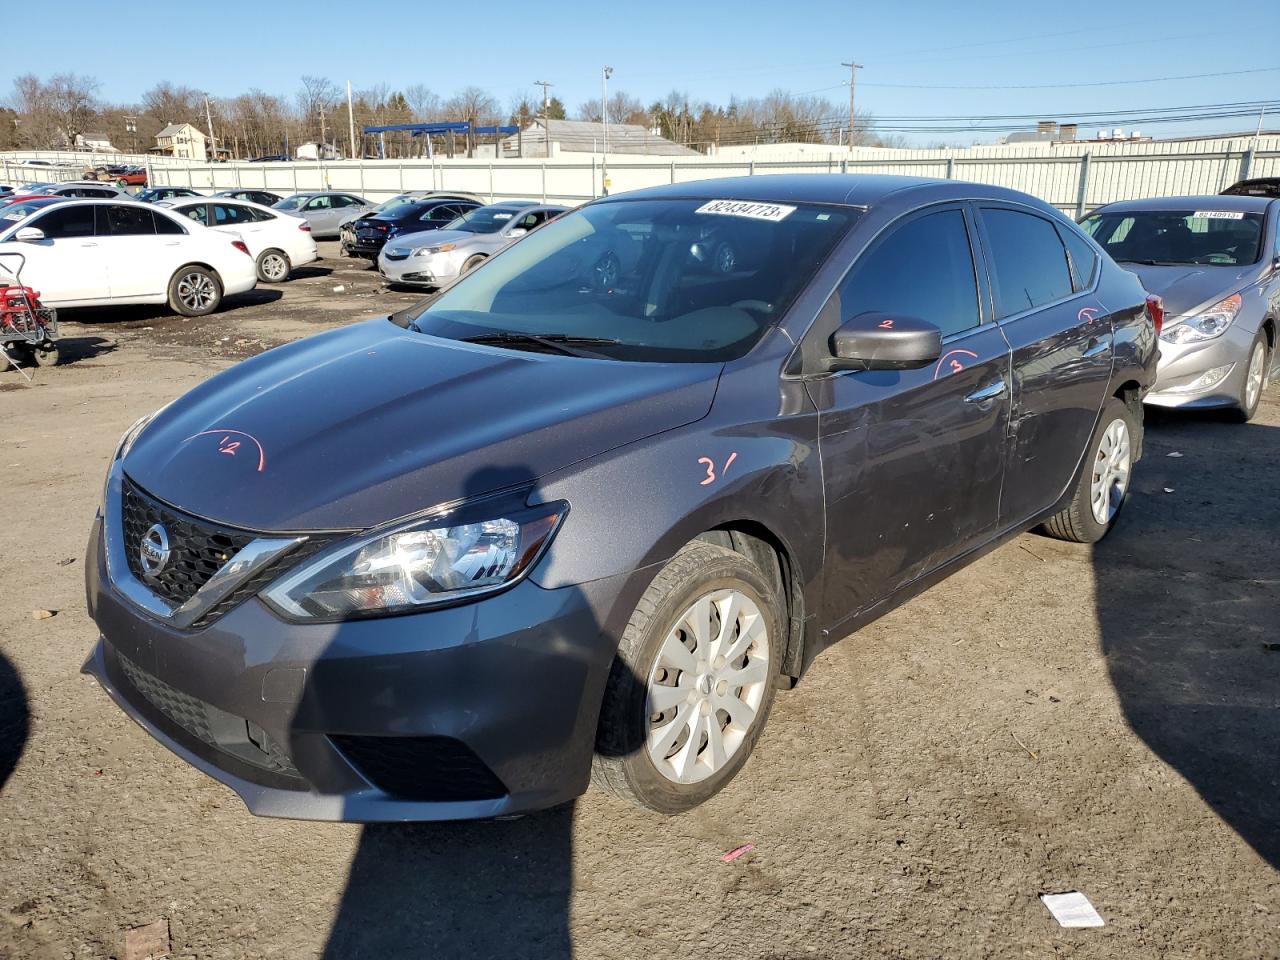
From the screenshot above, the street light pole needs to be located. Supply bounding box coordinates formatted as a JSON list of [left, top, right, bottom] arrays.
[[534, 79, 553, 158], [204, 95, 218, 161], [602, 66, 613, 196]]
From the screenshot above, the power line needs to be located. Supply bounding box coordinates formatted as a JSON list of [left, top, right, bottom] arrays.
[[860, 66, 1280, 91]]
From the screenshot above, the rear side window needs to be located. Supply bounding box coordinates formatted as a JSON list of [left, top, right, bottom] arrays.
[[1058, 224, 1098, 291], [981, 209, 1075, 317], [212, 203, 253, 226], [153, 211, 186, 235], [837, 209, 981, 338], [101, 205, 155, 236], [32, 205, 95, 239], [248, 207, 276, 222]]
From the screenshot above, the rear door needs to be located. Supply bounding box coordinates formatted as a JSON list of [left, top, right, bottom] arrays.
[[807, 204, 1013, 626], [0, 203, 106, 303], [975, 205, 1113, 525]]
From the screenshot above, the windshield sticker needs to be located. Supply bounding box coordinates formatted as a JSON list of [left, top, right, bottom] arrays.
[[1191, 210, 1245, 220], [695, 200, 796, 222], [492, 213, 513, 220]]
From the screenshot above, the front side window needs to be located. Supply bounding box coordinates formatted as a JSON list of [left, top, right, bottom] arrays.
[[32, 204, 95, 239], [836, 209, 981, 339], [1080, 208, 1265, 266], [398, 198, 856, 363], [980, 208, 1074, 317]]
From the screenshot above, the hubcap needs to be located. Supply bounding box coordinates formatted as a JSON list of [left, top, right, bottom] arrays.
[[716, 244, 736, 273], [645, 589, 770, 785], [178, 273, 214, 310], [1090, 418, 1132, 525], [263, 254, 287, 280], [1245, 342, 1265, 411]]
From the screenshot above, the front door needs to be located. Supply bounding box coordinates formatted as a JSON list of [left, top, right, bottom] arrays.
[[803, 205, 1012, 629], [1, 204, 107, 304]]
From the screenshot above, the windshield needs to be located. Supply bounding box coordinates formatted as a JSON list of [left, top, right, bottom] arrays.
[[1081, 209, 1265, 266], [0, 200, 57, 223], [274, 195, 307, 211], [398, 198, 857, 363], [374, 195, 418, 213], [445, 206, 523, 234]]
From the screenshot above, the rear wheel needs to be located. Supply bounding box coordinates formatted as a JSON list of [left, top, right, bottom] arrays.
[[256, 248, 291, 283], [1039, 396, 1137, 543], [592, 540, 782, 814], [1230, 331, 1269, 423], [167, 265, 223, 317]]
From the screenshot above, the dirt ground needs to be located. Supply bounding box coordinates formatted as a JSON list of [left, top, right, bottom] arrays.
[[0, 243, 1276, 959]]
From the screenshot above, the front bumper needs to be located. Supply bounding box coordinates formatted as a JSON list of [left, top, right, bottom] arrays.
[[378, 252, 461, 287], [1144, 321, 1255, 409], [83, 514, 630, 821]]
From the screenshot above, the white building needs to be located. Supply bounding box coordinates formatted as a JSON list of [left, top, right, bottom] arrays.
[[153, 123, 209, 161], [502, 119, 698, 158]]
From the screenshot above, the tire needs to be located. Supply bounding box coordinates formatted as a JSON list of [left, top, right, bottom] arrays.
[[713, 241, 737, 274], [462, 254, 486, 273], [255, 248, 291, 283], [167, 265, 223, 317], [1039, 396, 1138, 543], [592, 540, 782, 814], [1229, 330, 1269, 423]]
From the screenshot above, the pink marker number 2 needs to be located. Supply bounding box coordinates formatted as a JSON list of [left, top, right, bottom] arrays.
[[698, 451, 738, 486]]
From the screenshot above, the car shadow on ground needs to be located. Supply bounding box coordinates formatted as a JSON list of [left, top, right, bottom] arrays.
[[57, 291, 284, 327], [289, 265, 336, 280], [0, 650, 30, 796], [1096, 410, 1280, 868]]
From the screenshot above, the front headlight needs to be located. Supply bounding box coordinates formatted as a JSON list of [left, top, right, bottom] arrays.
[[1159, 293, 1241, 344], [261, 502, 565, 620], [411, 241, 455, 257]]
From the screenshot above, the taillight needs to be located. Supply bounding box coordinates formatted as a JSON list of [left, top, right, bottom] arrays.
[[1145, 293, 1164, 336], [298, 222, 311, 232], [231, 240, 251, 257]]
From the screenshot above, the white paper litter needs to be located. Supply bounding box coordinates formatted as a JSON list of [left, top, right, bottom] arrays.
[[1166, 451, 1183, 458], [332, 284, 346, 293], [1163, 487, 1176, 493], [1040, 891, 1105, 928]]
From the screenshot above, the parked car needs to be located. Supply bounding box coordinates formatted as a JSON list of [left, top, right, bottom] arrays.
[[0, 197, 65, 224], [0, 185, 12, 196], [0, 199, 256, 315], [18, 181, 58, 194], [1221, 177, 1280, 199], [378, 202, 566, 287], [213, 189, 283, 207], [272, 192, 374, 238], [31, 181, 130, 199], [158, 197, 318, 282], [82, 175, 1156, 821], [340, 197, 482, 260], [1081, 194, 1278, 420], [134, 187, 204, 203], [113, 166, 149, 187], [248, 155, 290, 163]]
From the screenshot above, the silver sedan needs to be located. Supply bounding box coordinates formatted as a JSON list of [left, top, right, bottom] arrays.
[[377, 203, 567, 287], [272, 192, 374, 239]]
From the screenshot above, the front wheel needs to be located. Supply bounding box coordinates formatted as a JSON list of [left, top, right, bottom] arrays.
[[1039, 396, 1138, 543], [592, 540, 782, 814], [256, 248, 292, 283], [167, 265, 223, 317], [462, 254, 486, 273], [1230, 331, 1269, 423]]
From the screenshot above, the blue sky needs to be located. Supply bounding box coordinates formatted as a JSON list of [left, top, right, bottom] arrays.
[[9, 0, 1278, 144]]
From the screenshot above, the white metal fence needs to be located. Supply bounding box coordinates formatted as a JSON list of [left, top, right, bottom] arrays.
[[4, 137, 1278, 215]]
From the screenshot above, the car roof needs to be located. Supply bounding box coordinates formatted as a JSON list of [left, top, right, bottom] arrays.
[[1090, 194, 1274, 214]]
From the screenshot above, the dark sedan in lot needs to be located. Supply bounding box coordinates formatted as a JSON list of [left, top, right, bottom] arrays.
[[84, 175, 1156, 821], [214, 189, 283, 207], [339, 196, 482, 260]]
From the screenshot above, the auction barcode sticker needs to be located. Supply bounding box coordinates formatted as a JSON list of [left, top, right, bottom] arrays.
[[695, 200, 796, 222], [1191, 210, 1245, 220]]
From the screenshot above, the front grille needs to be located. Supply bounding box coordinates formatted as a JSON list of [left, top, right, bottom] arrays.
[[117, 652, 300, 779], [331, 735, 508, 802], [122, 478, 254, 607], [383, 251, 409, 261]]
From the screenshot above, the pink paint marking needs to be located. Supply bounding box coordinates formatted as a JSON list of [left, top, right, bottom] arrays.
[[720, 843, 755, 862], [933, 348, 978, 381], [698, 457, 716, 485], [878, 318, 894, 329], [1078, 307, 1100, 323], [184, 428, 266, 473], [723, 451, 738, 474]]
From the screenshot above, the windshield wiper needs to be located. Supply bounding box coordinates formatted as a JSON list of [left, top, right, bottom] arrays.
[[461, 332, 621, 359], [1116, 258, 1183, 266]]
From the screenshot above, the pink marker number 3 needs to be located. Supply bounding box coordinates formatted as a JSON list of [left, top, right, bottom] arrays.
[[698, 451, 738, 486]]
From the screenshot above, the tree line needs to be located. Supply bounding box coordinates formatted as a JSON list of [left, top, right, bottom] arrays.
[[2, 73, 899, 159]]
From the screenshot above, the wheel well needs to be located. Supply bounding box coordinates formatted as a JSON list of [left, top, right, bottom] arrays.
[[1262, 316, 1276, 351], [1112, 379, 1144, 458], [695, 522, 805, 685], [173, 262, 220, 281]]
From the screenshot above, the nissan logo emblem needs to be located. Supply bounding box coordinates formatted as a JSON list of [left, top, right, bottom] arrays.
[[139, 523, 171, 581]]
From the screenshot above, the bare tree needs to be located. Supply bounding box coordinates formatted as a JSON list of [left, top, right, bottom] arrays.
[[576, 91, 647, 126], [11, 74, 58, 148], [404, 84, 440, 121], [297, 75, 340, 142], [443, 86, 499, 124], [46, 73, 100, 146]]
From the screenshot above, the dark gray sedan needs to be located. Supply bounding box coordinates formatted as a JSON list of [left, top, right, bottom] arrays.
[[84, 175, 1155, 821], [1082, 194, 1279, 420]]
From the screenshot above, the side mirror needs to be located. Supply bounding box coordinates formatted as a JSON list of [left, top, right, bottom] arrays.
[[15, 227, 45, 243], [508, 227, 528, 238], [829, 312, 942, 372]]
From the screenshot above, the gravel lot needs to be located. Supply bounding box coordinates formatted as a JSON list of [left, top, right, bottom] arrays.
[[1, 242, 1276, 959]]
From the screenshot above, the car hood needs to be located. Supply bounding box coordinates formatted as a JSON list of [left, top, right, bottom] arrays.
[[122, 318, 721, 532], [1122, 263, 1257, 316]]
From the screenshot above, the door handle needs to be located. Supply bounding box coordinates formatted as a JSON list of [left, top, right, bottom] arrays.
[[163, 241, 180, 246], [1083, 335, 1112, 358], [964, 379, 1008, 404], [80, 242, 98, 247]]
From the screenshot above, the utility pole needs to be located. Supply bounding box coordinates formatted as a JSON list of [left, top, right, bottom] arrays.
[[602, 66, 613, 195], [534, 79, 553, 158], [124, 114, 137, 154], [841, 60, 862, 151], [204, 95, 218, 161], [347, 80, 357, 160]]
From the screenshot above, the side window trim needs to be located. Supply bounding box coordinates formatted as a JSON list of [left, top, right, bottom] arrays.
[[973, 201, 1084, 324], [1054, 220, 1100, 293]]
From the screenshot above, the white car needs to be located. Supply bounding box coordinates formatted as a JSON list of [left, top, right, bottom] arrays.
[[158, 197, 319, 283], [0, 199, 257, 316]]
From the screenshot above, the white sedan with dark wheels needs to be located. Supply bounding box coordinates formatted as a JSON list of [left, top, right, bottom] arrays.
[[0, 199, 256, 316], [158, 198, 319, 283]]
